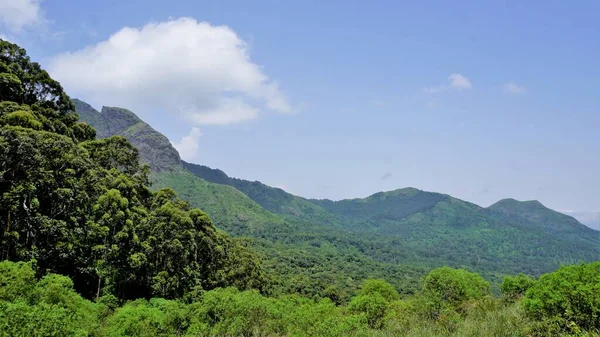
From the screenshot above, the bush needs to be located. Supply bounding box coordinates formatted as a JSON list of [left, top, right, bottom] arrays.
[[523, 262, 600, 333], [349, 293, 389, 329], [422, 267, 490, 318], [501, 274, 536, 301], [358, 279, 400, 301], [101, 298, 187, 337], [0, 261, 101, 337]]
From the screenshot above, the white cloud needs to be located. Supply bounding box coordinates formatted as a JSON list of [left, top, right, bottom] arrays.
[[448, 73, 472, 90], [48, 17, 291, 126], [172, 127, 202, 161], [0, 0, 43, 33], [503, 81, 527, 94], [423, 73, 472, 93]]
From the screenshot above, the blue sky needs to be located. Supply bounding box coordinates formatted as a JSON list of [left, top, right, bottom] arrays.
[[1, 0, 599, 227]]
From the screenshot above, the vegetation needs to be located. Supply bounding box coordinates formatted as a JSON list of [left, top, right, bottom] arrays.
[[2, 260, 600, 336]]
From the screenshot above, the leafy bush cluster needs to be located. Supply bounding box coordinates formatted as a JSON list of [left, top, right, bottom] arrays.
[[2, 260, 599, 336]]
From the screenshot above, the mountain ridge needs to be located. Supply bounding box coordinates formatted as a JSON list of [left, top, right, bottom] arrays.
[[74, 99, 600, 297]]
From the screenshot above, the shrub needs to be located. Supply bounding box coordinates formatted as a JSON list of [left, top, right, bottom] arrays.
[[422, 267, 490, 318], [501, 274, 536, 301], [523, 262, 600, 333]]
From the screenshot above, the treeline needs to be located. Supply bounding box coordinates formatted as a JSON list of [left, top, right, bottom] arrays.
[[1, 260, 599, 336]]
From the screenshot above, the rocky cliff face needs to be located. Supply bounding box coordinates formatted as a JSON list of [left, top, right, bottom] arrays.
[[74, 99, 182, 171]]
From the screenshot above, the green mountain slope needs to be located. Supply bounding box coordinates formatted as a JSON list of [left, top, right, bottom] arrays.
[[314, 189, 599, 275], [75, 99, 600, 297], [489, 198, 597, 235], [74, 100, 427, 299], [185, 163, 600, 278], [151, 169, 284, 236]]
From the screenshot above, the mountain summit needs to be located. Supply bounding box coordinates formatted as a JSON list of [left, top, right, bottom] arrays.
[[73, 99, 182, 171]]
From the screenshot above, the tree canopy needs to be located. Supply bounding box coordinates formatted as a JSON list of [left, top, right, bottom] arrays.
[[0, 39, 265, 300]]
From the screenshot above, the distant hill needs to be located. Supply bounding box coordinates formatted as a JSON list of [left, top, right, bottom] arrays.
[[489, 198, 596, 234], [75, 99, 600, 297], [182, 161, 340, 226], [182, 159, 600, 279]]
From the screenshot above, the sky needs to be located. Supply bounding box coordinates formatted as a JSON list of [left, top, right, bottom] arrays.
[[1, 0, 599, 229]]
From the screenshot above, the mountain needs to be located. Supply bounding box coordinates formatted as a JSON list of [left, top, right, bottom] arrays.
[[74, 99, 600, 298], [489, 198, 597, 234], [73, 99, 182, 171], [73, 99, 428, 298]]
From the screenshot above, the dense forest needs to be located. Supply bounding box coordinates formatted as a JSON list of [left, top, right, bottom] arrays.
[[1, 39, 600, 336]]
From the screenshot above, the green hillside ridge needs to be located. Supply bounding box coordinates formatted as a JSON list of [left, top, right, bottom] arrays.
[[150, 169, 284, 236], [183, 161, 341, 226], [489, 198, 596, 234], [181, 161, 600, 280]]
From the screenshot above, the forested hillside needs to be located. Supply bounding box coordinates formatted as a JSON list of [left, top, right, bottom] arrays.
[[73, 96, 600, 299], [182, 160, 600, 281]]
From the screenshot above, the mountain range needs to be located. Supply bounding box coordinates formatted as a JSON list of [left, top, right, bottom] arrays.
[[74, 99, 600, 298]]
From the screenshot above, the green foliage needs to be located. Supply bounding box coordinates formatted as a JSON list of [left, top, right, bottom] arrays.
[[2, 260, 600, 336], [0, 40, 73, 113], [523, 262, 600, 334], [347, 279, 399, 329], [0, 261, 101, 337], [501, 274, 536, 301], [422, 267, 491, 319], [101, 298, 188, 337], [359, 279, 400, 301], [349, 293, 390, 329]]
